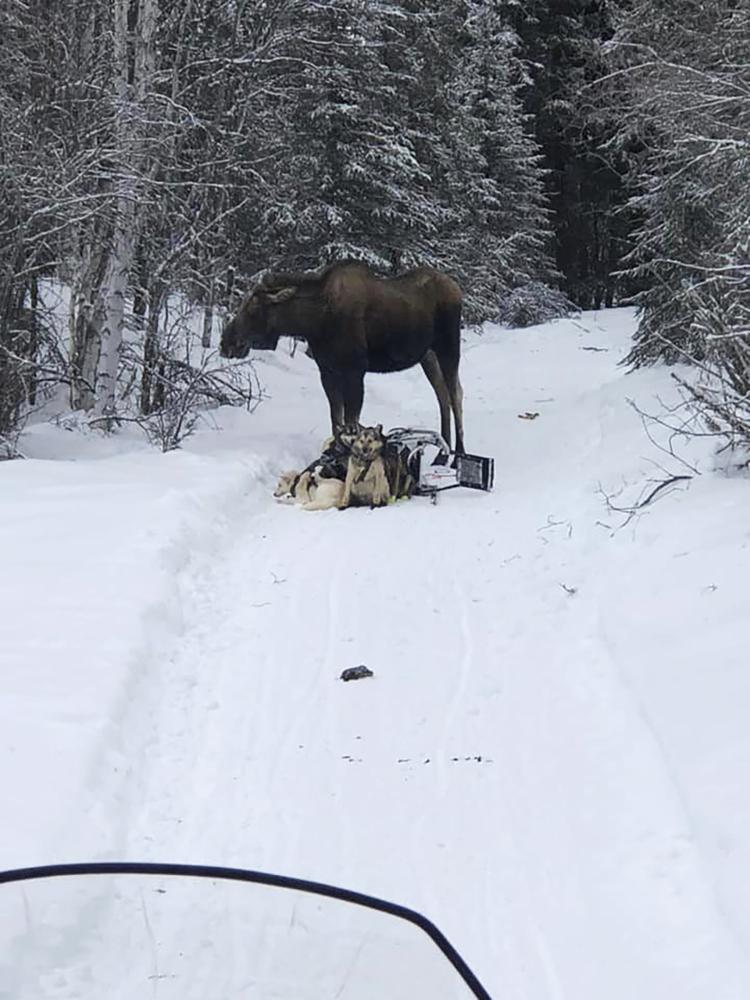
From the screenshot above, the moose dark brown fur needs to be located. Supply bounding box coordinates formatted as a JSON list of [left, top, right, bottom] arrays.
[[220, 261, 465, 453]]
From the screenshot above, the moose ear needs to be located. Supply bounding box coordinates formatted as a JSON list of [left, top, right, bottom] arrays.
[[265, 286, 296, 304]]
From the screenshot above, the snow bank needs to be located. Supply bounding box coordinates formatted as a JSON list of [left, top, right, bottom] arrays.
[[0, 444, 270, 864]]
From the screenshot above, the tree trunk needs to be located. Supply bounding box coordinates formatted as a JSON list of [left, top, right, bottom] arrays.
[[92, 0, 159, 420], [27, 275, 39, 405], [96, 201, 137, 418], [201, 280, 215, 348], [140, 280, 165, 415], [67, 9, 107, 412], [69, 246, 106, 411]]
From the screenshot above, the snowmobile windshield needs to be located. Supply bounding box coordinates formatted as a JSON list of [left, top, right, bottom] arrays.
[[0, 862, 492, 1000]]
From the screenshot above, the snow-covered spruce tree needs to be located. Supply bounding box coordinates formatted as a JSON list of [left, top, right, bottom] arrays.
[[503, 0, 632, 308], [610, 1, 749, 356], [439, 0, 554, 319], [609, 0, 750, 447], [384, 0, 553, 320], [265, 0, 442, 273], [266, 0, 553, 322]]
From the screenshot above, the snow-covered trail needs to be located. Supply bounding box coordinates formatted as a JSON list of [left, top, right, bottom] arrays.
[[4, 308, 749, 999], [83, 312, 748, 999]]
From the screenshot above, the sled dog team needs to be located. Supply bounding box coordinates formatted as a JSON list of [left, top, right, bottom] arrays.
[[275, 423, 416, 511]]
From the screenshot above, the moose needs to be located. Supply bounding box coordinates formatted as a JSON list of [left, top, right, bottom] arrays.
[[220, 260, 465, 454]]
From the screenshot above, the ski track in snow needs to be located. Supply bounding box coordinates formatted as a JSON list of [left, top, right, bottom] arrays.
[[3, 308, 750, 999]]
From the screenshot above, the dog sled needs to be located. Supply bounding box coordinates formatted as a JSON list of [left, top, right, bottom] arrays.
[[275, 426, 494, 510], [386, 428, 494, 503]]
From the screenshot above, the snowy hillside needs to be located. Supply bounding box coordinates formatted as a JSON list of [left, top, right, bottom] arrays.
[[1, 308, 749, 999]]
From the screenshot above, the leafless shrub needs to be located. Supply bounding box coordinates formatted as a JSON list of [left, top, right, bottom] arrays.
[[629, 281, 750, 461], [118, 340, 261, 451], [0, 302, 67, 455], [0, 347, 27, 449], [671, 367, 750, 465]]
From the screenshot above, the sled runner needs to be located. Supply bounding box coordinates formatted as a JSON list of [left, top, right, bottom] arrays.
[[386, 428, 494, 501]]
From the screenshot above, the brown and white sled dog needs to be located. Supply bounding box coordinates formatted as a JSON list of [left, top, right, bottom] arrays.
[[341, 424, 391, 508]]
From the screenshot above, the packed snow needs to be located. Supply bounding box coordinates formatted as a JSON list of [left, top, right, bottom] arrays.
[[1, 308, 749, 999]]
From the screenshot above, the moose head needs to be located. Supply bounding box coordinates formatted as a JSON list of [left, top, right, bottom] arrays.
[[220, 283, 297, 358]]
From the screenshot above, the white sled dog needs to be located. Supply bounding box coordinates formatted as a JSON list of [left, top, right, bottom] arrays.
[[296, 468, 346, 511], [273, 470, 300, 504], [274, 468, 345, 511]]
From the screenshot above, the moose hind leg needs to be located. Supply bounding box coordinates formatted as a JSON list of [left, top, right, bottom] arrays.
[[448, 370, 465, 455], [434, 349, 465, 455], [420, 350, 452, 448], [434, 302, 465, 454]]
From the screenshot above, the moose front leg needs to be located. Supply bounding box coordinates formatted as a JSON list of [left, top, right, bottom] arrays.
[[318, 367, 345, 432], [342, 370, 365, 426]]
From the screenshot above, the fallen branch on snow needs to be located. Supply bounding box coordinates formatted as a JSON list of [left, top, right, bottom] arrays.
[[598, 474, 692, 528]]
